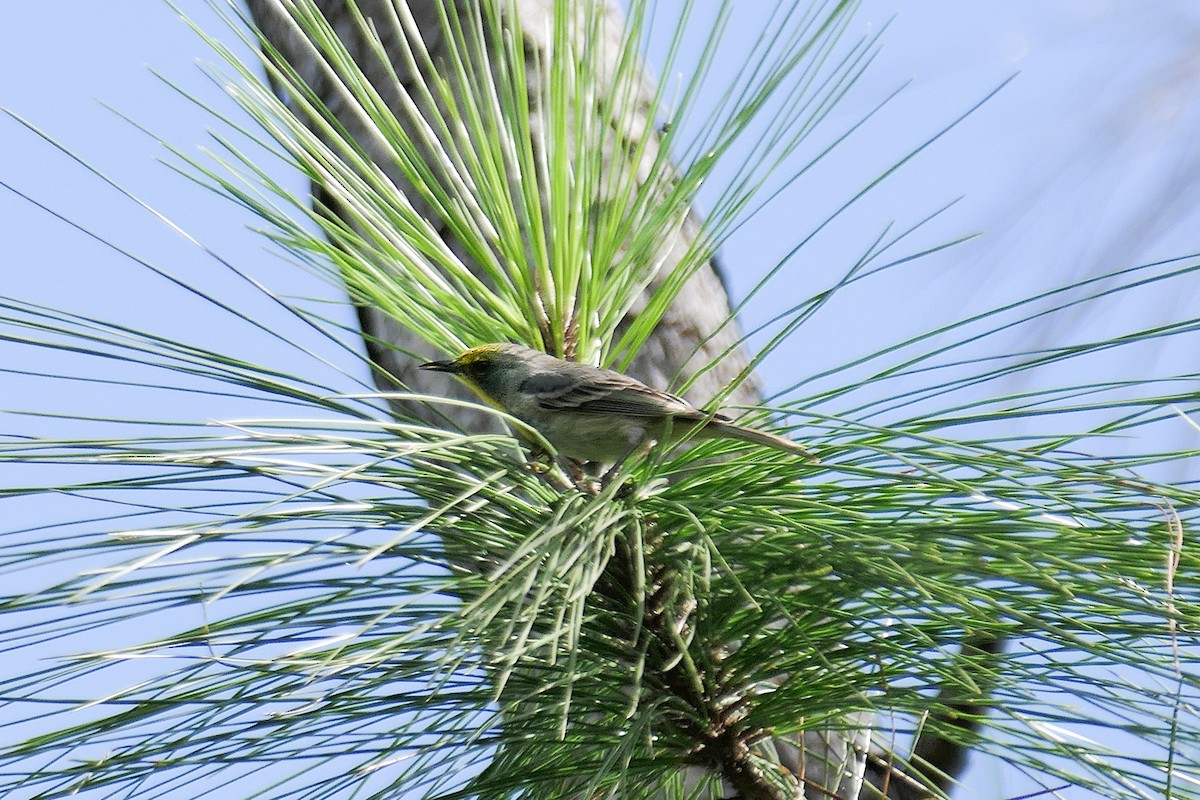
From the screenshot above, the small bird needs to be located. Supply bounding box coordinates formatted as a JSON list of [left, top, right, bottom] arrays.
[[420, 343, 813, 463]]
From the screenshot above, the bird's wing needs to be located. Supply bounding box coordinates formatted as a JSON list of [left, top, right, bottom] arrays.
[[520, 372, 721, 420]]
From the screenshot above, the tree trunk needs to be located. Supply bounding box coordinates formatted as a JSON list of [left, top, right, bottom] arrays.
[[238, 1, 951, 797]]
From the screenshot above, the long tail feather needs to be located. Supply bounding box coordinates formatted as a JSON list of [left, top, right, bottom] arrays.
[[705, 420, 817, 462]]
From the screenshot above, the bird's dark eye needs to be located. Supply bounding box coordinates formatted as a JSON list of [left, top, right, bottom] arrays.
[[462, 361, 489, 379]]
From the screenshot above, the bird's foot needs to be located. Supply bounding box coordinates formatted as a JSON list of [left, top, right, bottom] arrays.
[[524, 447, 553, 473], [565, 460, 604, 496], [523, 449, 576, 491]]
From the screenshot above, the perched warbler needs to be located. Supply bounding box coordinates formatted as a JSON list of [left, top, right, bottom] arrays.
[[421, 343, 813, 463]]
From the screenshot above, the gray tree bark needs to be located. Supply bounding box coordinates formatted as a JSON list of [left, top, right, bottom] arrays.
[[245, 0, 758, 430], [239, 1, 968, 797]]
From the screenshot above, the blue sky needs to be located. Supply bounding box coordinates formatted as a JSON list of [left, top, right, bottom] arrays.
[[2, 2, 1199, 798]]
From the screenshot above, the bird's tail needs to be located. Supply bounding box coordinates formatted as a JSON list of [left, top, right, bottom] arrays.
[[705, 419, 817, 462]]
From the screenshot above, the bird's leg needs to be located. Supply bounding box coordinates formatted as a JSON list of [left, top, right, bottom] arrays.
[[523, 447, 575, 492], [524, 445, 553, 473], [599, 437, 656, 491], [565, 459, 604, 496], [565, 459, 587, 483]]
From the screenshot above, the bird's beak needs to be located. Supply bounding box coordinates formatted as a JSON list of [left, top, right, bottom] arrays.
[[420, 359, 460, 373]]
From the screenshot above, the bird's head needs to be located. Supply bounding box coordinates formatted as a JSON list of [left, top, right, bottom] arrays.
[[420, 343, 539, 406]]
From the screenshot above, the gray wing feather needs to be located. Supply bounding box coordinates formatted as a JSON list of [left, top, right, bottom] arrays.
[[522, 373, 707, 419], [518, 372, 577, 397]]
